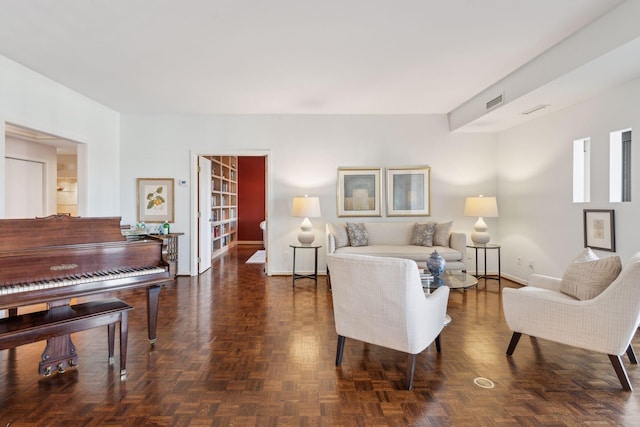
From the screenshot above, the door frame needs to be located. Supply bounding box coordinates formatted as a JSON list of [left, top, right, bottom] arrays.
[[189, 150, 271, 276]]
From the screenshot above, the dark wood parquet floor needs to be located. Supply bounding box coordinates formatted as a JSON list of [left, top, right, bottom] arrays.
[[2, 245, 640, 426]]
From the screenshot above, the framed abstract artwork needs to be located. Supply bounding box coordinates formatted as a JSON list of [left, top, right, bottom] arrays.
[[137, 178, 175, 223], [583, 209, 615, 251], [336, 168, 381, 217], [386, 166, 431, 216]]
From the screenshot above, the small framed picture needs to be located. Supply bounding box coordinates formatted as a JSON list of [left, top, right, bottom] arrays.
[[583, 209, 615, 251], [337, 168, 382, 217], [137, 178, 175, 223], [386, 166, 431, 216]]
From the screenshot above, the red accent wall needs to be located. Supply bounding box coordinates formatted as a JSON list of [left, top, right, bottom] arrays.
[[238, 156, 266, 242]]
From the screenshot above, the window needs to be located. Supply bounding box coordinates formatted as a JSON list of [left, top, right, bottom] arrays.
[[610, 129, 632, 202], [573, 138, 590, 203]]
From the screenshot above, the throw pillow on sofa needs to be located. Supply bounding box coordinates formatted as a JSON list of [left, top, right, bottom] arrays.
[[329, 223, 350, 248], [559, 254, 621, 300], [410, 222, 436, 246], [433, 221, 453, 246], [346, 223, 368, 247]]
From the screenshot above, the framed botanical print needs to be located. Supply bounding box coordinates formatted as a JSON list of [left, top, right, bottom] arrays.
[[337, 168, 381, 217], [137, 178, 175, 223], [386, 166, 431, 216], [583, 209, 615, 251]]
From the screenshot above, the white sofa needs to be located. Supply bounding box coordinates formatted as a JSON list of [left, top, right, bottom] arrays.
[[326, 221, 467, 271]]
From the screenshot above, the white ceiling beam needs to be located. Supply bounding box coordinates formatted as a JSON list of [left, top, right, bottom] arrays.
[[448, 0, 640, 132]]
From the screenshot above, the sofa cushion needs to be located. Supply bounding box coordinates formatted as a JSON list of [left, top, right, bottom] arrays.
[[365, 222, 414, 245], [335, 244, 462, 262], [346, 223, 368, 247], [329, 223, 350, 248], [560, 255, 621, 300], [410, 222, 436, 247], [433, 221, 453, 247]]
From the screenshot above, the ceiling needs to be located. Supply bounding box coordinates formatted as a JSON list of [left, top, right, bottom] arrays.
[[0, 0, 634, 130]]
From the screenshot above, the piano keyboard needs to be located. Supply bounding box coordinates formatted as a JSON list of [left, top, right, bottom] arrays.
[[0, 266, 167, 295]]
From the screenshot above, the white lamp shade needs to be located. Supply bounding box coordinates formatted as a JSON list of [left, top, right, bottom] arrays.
[[292, 196, 321, 218], [464, 196, 498, 245], [464, 196, 498, 218]]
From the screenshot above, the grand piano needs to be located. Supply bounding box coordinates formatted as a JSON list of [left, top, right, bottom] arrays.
[[0, 215, 175, 375]]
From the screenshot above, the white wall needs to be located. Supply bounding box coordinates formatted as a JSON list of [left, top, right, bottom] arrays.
[[120, 114, 498, 275], [497, 75, 640, 281], [4, 50, 638, 282], [0, 55, 120, 217]]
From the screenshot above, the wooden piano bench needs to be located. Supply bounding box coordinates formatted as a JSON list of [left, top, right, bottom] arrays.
[[0, 297, 133, 377]]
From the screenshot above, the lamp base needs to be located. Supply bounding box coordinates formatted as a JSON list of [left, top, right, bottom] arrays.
[[297, 217, 315, 246], [297, 231, 315, 246], [470, 231, 490, 245], [471, 217, 490, 245]]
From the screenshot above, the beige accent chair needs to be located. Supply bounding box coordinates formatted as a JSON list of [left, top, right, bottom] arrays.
[[326, 253, 450, 390], [502, 252, 640, 391]]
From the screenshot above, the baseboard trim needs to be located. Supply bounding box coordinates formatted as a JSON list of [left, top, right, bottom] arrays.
[[501, 272, 528, 286]]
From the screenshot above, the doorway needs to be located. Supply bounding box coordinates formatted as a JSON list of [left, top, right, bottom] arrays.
[[191, 151, 270, 276]]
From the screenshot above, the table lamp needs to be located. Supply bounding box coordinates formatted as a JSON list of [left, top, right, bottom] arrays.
[[464, 195, 498, 245], [292, 195, 321, 246]]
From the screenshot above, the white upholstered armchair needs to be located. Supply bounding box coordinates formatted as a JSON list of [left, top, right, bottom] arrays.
[[326, 253, 450, 390], [503, 252, 640, 391]]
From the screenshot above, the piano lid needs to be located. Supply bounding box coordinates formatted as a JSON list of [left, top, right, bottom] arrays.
[[0, 215, 126, 251]]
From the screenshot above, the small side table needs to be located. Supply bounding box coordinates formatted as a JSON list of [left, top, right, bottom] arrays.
[[290, 244, 321, 287], [466, 243, 501, 288]]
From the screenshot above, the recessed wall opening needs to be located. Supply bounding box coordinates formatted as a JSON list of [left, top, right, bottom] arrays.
[[610, 128, 632, 203], [4, 123, 84, 218], [573, 137, 590, 203]]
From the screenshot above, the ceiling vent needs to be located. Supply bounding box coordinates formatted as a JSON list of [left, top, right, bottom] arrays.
[[521, 104, 550, 115], [485, 93, 504, 111]]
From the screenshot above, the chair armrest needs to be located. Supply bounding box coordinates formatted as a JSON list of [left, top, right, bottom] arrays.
[[449, 232, 467, 269], [407, 286, 450, 354], [527, 274, 562, 291], [326, 224, 337, 254]]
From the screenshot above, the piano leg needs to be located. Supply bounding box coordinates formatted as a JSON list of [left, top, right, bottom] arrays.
[[146, 285, 161, 345]]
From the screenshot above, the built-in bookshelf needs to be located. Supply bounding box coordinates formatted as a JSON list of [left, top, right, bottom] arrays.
[[208, 155, 238, 258]]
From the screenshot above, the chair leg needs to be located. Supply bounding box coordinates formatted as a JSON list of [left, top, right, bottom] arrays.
[[608, 354, 633, 391], [506, 332, 522, 355], [626, 344, 638, 364], [336, 335, 345, 366], [435, 334, 441, 353], [406, 353, 416, 390]]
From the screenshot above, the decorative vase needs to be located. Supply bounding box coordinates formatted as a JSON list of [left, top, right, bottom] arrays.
[[427, 250, 446, 276]]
